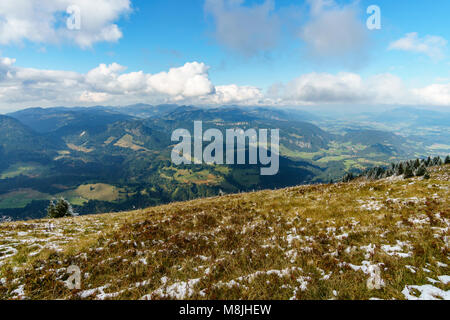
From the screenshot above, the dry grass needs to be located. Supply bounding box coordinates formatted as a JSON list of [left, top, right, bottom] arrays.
[[0, 165, 449, 300]]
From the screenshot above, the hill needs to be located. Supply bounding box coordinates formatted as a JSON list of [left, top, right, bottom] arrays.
[[0, 164, 448, 300], [0, 115, 57, 165]]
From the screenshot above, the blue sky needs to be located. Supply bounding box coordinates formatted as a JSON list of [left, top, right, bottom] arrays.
[[0, 0, 449, 111]]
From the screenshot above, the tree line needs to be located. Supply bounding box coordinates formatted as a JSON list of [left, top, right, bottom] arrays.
[[342, 155, 450, 183]]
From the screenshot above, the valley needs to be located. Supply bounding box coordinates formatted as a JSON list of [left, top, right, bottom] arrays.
[[0, 105, 448, 221]]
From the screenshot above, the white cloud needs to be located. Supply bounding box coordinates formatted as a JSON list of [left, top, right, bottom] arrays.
[[0, 56, 221, 111], [389, 33, 448, 61], [146, 62, 215, 97], [81, 62, 216, 99], [204, 0, 281, 57], [206, 84, 263, 105], [300, 0, 370, 66], [413, 84, 450, 106], [269, 72, 448, 107], [204, 0, 371, 64], [282, 72, 365, 103], [0, 0, 131, 48], [79, 91, 111, 103], [0, 56, 449, 112]]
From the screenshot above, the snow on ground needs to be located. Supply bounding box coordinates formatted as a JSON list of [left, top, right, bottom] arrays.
[[402, 284, 450, 300], [358, 200, 384, 211], [380, 240, 413, 258], [141, 277, 201, 300], [0, 216, 110, 266], [438, 275, 450, 284]]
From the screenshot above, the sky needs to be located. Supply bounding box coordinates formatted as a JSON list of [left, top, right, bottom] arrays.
[[0, 0, 449, 112]]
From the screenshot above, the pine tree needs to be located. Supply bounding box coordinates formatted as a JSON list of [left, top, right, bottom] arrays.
[[385, 169, 394, 178], [445, 155, 450, 164], [46, 198, 76, 219], [403, 164, 414, 179], [377, 167, 385, 179], [432, 156, 442, 166], [397, 163, 404, 176], [415, 164, 427, 177], [343, 172, 354, 182]]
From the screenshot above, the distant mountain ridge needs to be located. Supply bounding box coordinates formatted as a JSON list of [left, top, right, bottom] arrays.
[[360, 107, 450, 127], [8, 107, 135, 134], [0, 115, 55, 156]]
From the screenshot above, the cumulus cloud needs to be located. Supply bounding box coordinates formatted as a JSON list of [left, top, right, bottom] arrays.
[[81, 62, 216, 99], [282, 72, 365, 104], [204, 0, 281, 57], [206, 84, 263, 105], [0, 0, 131, 48], [0, 56, 260, 111], [0, 55, 450, 111], [269, 72, 448, 107], [300, 0, 370, 66], [413, 84, 450, 106], [146, 63, 215, 97], [388, 33, 448, 61]]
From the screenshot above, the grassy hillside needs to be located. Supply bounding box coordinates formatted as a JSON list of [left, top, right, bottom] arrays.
[[0, 165, 448, 300]]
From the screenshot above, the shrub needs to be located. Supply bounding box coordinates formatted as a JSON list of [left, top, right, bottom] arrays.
[[47, 198, 77, 219]]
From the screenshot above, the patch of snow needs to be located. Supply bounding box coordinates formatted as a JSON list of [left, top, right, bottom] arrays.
[[438, 275, 450, 285], [360, 244, 376, 259], [402, 285, 450, 300], [427, 277, 439, 284], [381, 240, 412, 258], [78, 284, 111, 299], [358, 200, 384, 211], [405, 265, 417, 274], [142, 278, 201, 300], [336, 233, 349, 240], [237, 267, 302, 283], [11, 284, 26, 299], [290, 276, 311, 300]]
